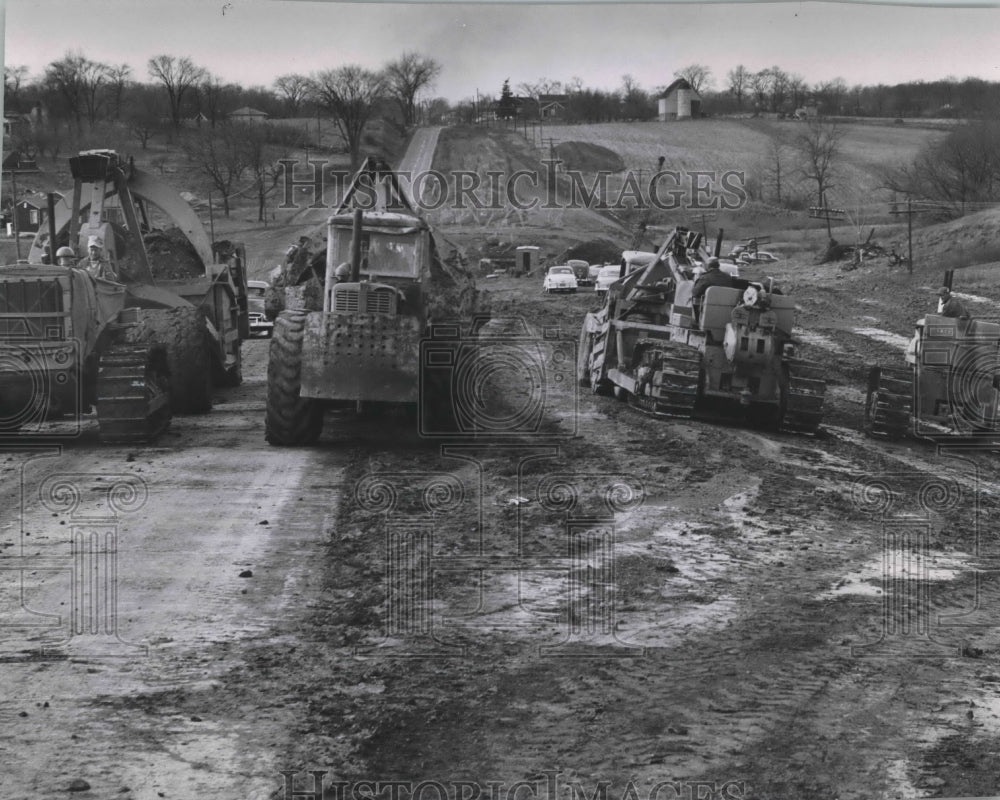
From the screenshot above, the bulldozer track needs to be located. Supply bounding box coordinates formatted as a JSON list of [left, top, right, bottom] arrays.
[[95, 344, 171, 444], [781, 358, 827, 435], [628, 340, 701, 418], [864, 365, 913, 440]]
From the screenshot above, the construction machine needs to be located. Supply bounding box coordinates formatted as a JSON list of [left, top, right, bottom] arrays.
[[24, 149, 248, 414], [0, 149, 249, 441], [265, 157, 476, 445], [578, 226, 826, 433], [865, 310, 1000, 441], [0, 262, 171, 442]]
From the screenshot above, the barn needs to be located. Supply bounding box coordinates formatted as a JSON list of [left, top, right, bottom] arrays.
[[657, 78, 702, 121]]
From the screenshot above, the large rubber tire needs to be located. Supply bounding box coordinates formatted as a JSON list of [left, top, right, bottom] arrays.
[[266, 310, 324, 446], [127, 307, 213, 415]]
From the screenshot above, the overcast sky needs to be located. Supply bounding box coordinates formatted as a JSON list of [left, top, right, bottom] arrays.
[[5, 0, 1000, 102]]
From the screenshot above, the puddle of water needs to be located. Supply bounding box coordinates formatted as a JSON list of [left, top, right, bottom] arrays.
[[853, 327, 910, 351], [820, 549, 972, 598], [953, 291, 995, 304]]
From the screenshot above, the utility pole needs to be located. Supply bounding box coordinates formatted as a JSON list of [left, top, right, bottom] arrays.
[[888, 197, 919, 274], [10, 171, 20, 261]]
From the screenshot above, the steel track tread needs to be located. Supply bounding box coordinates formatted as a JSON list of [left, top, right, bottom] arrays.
[[865, 363, 914, 440], [624, 339, 702, 418], [96, 344, 171, 444], [781, 359, 827, 435]]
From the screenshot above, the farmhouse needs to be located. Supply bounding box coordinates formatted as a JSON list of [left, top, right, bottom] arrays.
[[657, 78, 701, 120], [538, 94, 569, 119]]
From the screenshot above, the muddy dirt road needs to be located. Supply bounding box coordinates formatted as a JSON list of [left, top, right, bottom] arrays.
[[5, 271, 1000, 799], [0, 340, 346, 799]]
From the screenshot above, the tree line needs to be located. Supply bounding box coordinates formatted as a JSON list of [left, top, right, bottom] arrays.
[[3, 50, 443, 217]]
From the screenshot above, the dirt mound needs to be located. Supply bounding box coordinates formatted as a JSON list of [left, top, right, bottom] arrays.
[[552, 141, 625, 173], [559, 238, 624, 266], [143, 228, 205, 280]]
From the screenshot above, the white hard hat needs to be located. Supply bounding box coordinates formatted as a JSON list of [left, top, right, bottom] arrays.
[[56, 246, 75, 258], [87, 235, 103, 248]]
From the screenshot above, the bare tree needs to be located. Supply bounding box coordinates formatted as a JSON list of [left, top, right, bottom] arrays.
[[762, 131, 793, 206], [748, 70, 770, 113], [621, 74, 648, 119], [814, 77, 848, 115], [45, 52, 108, 129], [673, 64, 713, 95], [183, 123, 246, 216], [309, 65, 386, 168], [238, 123, 291, 223], [385, 53, 441, 126], [766, 66, 790, 113], [197, 74, 235, 128], [727, 65, 749, 109], [795, 119, 845, 232], [106, 63, 132, 120], [274, 73, 311, 116], [787, 74, 809, 110], [148, 55, 207, 130], [4, 65, 29, 110]]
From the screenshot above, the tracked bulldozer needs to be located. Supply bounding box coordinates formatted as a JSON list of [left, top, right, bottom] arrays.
[[578, 226, 826, 433], [265, 157, 476, 445], [865, 307, 1000, 441], [0, 149, 249, 441]]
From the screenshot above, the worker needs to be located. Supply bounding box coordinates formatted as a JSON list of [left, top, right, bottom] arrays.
[[55, 246, 76, 267], [79, 235, 118, 281], [691, 257, 735, 302], [334, 262, 352, 283], [936, 287, 969, 319]]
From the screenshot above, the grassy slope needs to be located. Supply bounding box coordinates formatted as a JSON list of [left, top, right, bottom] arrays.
[[541, 119, 946, 243]]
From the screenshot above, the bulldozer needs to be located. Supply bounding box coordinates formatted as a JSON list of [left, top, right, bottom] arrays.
[[265, 157, 476, 445], [865, 307, 1000, 441], [578, 226, 826, 433], [0, 263, 171, 442], [0, 149, 249, 441]]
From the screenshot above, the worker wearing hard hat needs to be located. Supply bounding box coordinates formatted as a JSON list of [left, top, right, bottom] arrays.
[[79, 235, 118, 281], [334, 262, 352, 283], [55, 246, 76, 267]]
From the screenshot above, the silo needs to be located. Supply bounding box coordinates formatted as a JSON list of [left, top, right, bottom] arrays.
[[677, 88, 691, 119]]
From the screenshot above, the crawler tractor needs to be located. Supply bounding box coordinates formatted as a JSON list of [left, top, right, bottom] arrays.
[[0, 265, 171, 442], [0, 149, 249, 441], [265, 158, 476, 445], [865, 311, 1000, 440], [578, 227, 826, 433]]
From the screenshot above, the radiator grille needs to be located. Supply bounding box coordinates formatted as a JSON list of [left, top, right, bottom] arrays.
[[333, 286, 395, 315]]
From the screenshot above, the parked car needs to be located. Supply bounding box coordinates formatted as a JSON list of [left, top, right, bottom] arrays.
[[247, 279, 273, 337], [567, 259, 592, 285], [543, 265, 578, 293], [738, 251, 780, 265], [587, 264, 604, 283], [594, 264, 624, 295]]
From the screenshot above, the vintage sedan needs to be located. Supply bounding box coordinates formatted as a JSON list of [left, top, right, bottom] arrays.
[[542, 265, 579, 293]]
